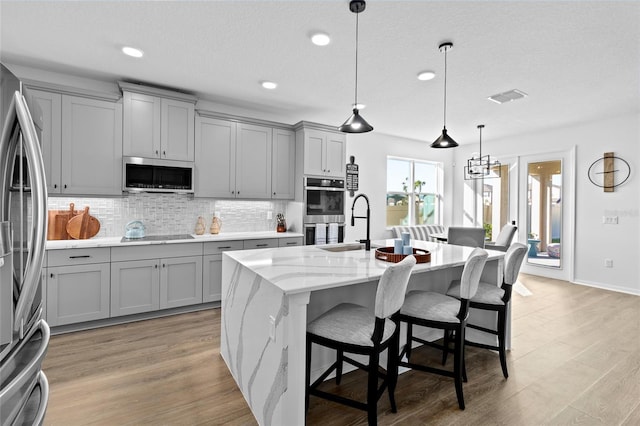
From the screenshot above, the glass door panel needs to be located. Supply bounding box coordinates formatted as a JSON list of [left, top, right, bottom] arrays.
[[483, 163, 511, 241], [526, 160, 562, 268]]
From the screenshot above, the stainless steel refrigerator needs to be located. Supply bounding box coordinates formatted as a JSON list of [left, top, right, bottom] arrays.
[[0, 63, 50, 424]]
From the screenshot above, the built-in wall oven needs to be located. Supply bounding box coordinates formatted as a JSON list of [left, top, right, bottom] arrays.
[[303, 177, 345, 245]]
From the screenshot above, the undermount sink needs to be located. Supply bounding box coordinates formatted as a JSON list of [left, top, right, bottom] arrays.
[[318, 243, 364, 252]]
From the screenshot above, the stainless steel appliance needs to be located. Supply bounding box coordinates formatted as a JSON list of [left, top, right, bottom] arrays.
[[123, 156, 194, 193], [303, 177, 345, 245], [0, 63, 50, 425]]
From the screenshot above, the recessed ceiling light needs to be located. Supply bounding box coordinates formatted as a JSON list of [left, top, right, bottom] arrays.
[[122, 46, 144, 58], [311, 32, 331, 46], [261, 81, 278, 90], [417, 70, 436, 81]]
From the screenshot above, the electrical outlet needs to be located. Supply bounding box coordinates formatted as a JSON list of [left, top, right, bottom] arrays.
[[267, 211, 272, 220], [214, 211, 220, 218], [602, 216, 618, 224], [605, 259, 613, 268]]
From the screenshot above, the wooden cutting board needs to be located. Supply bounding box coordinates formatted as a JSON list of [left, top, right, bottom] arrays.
[[66, 206, 101, 239], [47, 203, 78, 240]]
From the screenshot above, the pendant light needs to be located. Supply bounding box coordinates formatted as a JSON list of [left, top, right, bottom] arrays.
[[464, 124, 501, 179], [431, 42, 458, 148], [339, 0, 373, 133]]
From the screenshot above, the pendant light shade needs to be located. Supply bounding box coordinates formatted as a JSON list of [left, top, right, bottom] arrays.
[[431, 42, 458, 148], [339, 108, 373, 133], [339, 0, 373, 133]]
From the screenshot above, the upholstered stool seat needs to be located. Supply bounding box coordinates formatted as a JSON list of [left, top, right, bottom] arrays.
[[401, 291, 462, 323], [447, 280, 505, 305], [307, 303, 396, 347]]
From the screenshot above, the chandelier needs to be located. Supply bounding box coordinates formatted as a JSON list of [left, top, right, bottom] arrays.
[[464, 124, 501, 179]]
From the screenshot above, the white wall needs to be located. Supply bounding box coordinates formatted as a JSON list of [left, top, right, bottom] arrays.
[[451, 113, 639, 294], [344, 131, 455, 244]]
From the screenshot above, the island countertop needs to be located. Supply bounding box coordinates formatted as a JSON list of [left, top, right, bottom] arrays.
[[224, 239, 505, 295]]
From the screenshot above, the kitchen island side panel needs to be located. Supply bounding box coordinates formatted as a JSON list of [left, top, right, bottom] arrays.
[[221, 255, 308, 426]]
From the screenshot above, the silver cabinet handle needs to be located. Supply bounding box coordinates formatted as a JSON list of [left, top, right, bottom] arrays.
[[69, 255, 91, 259], [218, 246, 231, 250], [256, 244, 268, 247]]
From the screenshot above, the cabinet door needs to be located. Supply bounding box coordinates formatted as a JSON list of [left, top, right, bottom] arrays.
[[122, 91, 161, 158], [236, 123, 272, 199], [303, 130, 325, 176], [159, 255, 203, 309], [324, 133, 346, 178], [27, 89, 62, 193], [61, 95, 123, 195], [161, 98, 195, 161], [271, 128, 295, 199], [47, 263, 110, 326], [110, 259, 160, 316], [195, 117, 236, 198], [202, 254, 222, 303]]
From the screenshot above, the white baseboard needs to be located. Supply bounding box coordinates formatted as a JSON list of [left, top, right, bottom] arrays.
[[571, 279, 640, 296]]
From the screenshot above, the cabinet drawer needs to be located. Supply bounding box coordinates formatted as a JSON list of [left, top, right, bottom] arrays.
[[243, 238, 278, 250], [278, 237, 303, 247], [111, 242, 202, 262], [203, 240, 244, 255], [47, 247, 110, 267]]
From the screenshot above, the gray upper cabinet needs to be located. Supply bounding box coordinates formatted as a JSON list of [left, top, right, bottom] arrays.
[[236, 123, 272, 199], [195, 113, 295, 200], [62, 95, 123, 195], [26, 88, 122, 195], [120, 82, 196, 162], [271, 128, 296, 199], [195, 116, 237, 198], [298, 126, 346, 178], [26, 89, 62, 194]]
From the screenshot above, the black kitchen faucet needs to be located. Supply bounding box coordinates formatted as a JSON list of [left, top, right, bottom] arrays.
[[351, 193, 370, 251]]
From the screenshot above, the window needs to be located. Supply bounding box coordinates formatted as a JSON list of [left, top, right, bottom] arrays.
[[386, 157, 442, 226]]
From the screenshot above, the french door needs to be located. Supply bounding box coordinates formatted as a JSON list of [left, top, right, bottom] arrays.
[[518, 149, 575, 281]]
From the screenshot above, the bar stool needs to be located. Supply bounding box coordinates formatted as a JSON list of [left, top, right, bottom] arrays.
[[306, 255, 416, 425], [398, 248, 488, 410], [446, 242, 527, 378]]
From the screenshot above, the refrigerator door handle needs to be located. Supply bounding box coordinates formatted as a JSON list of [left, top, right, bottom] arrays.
[[0, 93, 48, 337]]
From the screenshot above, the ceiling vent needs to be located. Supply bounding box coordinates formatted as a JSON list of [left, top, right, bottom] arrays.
[[488, 89, 528, 104]]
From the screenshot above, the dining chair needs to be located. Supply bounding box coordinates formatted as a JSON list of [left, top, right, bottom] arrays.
[[306, 255, 416, 425], [485, 224, 517, 252], [447, 226, 486, 248], [398, 248, 488, 410], [445, 242, 527, 378]]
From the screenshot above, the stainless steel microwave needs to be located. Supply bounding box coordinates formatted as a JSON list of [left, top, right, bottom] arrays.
[[122, 156, 194, 193]]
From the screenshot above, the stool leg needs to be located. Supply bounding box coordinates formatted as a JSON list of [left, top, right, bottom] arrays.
[[442, 329, 450, 365], [367, 350, 380, 426], [305, 337, 312, 411], [453, 327, 466, 410], [336, 348, 344, 385], [498, 309, 508, 378], [388, 332, 399, 413], [405, 322, 413, 360]]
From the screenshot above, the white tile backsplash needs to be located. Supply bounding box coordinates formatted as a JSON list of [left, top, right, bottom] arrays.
[[47, 194, 288, 237]]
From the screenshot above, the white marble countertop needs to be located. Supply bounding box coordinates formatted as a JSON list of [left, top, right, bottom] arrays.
[[224, 239, 505, 295], [46, 231, 304, 250]]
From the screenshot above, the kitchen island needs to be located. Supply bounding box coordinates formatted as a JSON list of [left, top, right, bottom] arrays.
[[221, 240, 506, 426]]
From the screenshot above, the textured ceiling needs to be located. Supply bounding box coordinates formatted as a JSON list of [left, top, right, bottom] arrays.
[[1, 1, 639, 145]]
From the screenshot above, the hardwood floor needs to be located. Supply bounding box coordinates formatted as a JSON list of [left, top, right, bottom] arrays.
[[42, 274, 640, 425]]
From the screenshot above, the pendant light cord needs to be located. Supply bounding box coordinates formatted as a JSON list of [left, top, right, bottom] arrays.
[[354, 11, 359, 107], [443, 46, 448, 128]]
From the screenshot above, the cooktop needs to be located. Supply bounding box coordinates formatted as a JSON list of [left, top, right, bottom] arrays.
[[120, 234, 194, 243]]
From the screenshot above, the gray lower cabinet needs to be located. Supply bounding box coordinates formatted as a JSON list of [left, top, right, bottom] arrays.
[[110, 259, 160, 316], [110, 243, 203, 317], [46, 248, 111, 326], [203, 240, 243, 303], [278, 237, 303, 247], [160, 255, 203, 309]]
